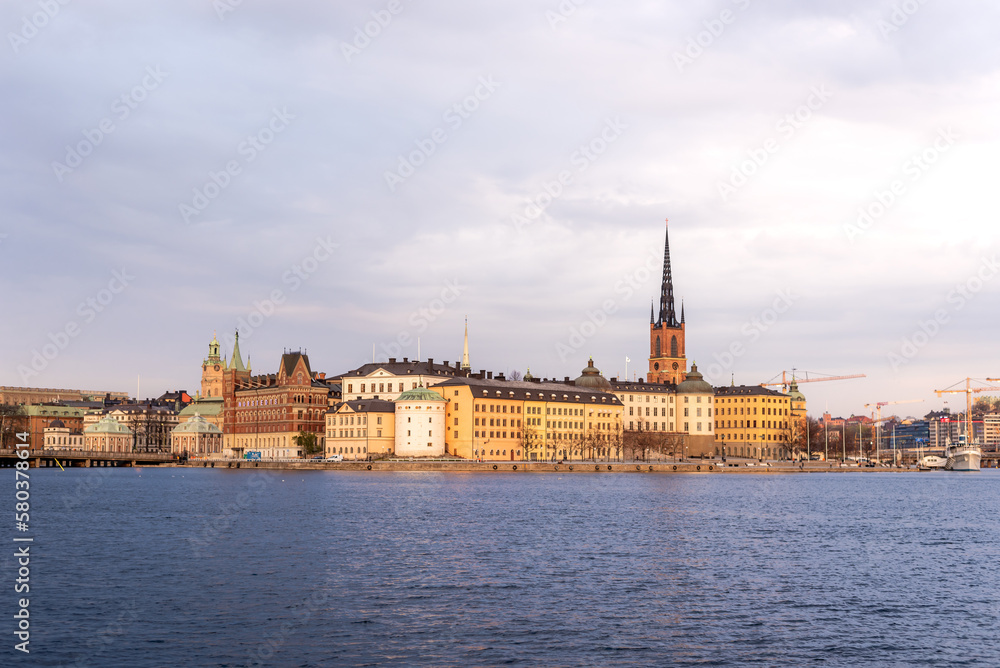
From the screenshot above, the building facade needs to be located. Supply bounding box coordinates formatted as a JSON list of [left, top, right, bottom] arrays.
[[325, 399, 395, 460], [0, 386, 128, 406], [714, 384, 793, 460], [336, 358, 467, 402], [170, 414, 223, 456], [83, 416, 132, 452], [43, 419, 85, 450], [225, 350, 329, 459]]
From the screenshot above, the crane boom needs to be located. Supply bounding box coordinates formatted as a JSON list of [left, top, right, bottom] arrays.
[[760, 370, 865, 391]]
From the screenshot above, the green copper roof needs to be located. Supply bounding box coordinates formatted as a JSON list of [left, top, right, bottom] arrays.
[[229, 330, 247, 372], [396, 386, 445, 402], [85, 416, 130, 434], [677, 362, 715, 394], [178, 398, 223, 417], [173, 414, 222, 434]]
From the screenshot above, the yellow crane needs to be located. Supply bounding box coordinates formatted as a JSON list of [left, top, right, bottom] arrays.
[[760, 369, 866, 392]]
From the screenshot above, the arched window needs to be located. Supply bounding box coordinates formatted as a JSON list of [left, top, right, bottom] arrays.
[[670, 336, 678, 357], [655, 337, 661, 357]]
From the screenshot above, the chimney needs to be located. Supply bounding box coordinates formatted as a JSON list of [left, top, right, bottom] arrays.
[[487, 371, 493, 380], [402, 357, 407, 362], [443, 360, 449, 367], [318, 372, 326, 380], [564, 376, 571, 383], [427, 358, 433, 367], [389, 357, 397, 363], [496, 373, 505, 381]]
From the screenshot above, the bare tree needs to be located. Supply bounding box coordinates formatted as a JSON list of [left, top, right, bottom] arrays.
[[508, 370, 523, 382], [0, 405, 27, 449]]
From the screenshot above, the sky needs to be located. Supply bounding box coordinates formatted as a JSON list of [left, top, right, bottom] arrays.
[[2, 0, 999, 418]]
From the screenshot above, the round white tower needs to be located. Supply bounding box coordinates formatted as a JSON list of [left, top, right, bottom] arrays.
[[394, 386, 447, 457]]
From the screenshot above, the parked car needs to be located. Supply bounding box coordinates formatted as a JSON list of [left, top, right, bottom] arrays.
[[310, 455, 324, 461], [326, 454, 344, 462]]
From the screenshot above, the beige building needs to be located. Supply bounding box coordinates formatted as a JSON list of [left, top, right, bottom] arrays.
[[714, 384, 793, 460], [325, 399, 395, 460], [43, 419, 85, 450], [84, 416, 132, 452], [171, 414, 223, 457], [984, 413, 1000, 449]]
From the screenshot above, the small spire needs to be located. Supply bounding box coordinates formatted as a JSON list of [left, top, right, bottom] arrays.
[[681, 299, 685, 324], [461, 317, 471, 370]]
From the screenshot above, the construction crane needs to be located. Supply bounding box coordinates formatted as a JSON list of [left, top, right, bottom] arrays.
[[761, 369, 866, 392], [933, 378, 1000, 444], [863, 399, 923, 462]]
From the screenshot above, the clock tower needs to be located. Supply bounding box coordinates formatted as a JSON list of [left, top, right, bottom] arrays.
[[200, 332, 225, 398], [648, 220, 687, 385]]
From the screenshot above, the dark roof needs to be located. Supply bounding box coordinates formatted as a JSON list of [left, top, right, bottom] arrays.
[[333, 359, 465, 380], [609, 380, 676, 394], [48, 419, 66, 428], [328, 399, 395, 414], [281, 351, 312, 378], [715, 385, 788, 398], [433, 377, 623, 405]]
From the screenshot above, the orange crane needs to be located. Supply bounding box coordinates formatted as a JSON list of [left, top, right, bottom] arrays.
[[863, 399, 923, 462], [933, 378, 1000, 444], [761, 369, 866, 392]]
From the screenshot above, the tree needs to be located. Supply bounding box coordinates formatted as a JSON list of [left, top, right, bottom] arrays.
[[519, 426, 540, 461], [508, 370, 523, 381], [295, 431, 321, 455], [0, 405, 27, 449]]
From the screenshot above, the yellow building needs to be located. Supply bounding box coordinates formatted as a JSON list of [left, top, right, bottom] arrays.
[[325, 399, 395, 460], [430, 372, 624, 462], [714, 385, 793, 460]]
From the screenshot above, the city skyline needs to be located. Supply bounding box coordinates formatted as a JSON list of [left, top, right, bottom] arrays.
[[3, 1, 999, 417]]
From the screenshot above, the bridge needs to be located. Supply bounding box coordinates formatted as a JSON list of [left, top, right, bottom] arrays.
[[0, 449, 180, 468]]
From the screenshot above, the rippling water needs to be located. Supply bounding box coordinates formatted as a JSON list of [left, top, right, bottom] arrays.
[[14, 467, 1000, 666]]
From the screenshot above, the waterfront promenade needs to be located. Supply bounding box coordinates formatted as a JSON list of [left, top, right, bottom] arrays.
[[177, 458, 924, 474]]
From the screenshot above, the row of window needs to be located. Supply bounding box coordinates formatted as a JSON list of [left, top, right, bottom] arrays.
[[718, 433, 789, 442], [716, 420, 788, 430], [475, 417, 522, 428]]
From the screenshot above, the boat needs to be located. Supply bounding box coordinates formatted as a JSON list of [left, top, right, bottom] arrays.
[[918, 455, 946, 470], [943, 435, 981, 471]]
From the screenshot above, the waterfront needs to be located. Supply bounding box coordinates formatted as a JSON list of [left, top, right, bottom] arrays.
[[15, 468, 1000, 666]]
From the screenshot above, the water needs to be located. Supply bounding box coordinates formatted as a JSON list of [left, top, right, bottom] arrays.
[[11, 467, 1000, 666]]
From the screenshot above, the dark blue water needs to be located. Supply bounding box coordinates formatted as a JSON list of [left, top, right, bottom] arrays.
[[8, 467, 1000, 666]]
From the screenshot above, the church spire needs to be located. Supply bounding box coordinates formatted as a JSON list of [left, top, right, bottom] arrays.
[[461, 317, 471, 370], [229, 329, 247, 372], [658, 218, 679, 327]]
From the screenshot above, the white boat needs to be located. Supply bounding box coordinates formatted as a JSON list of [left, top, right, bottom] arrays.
[[944, 435, 981, 471], [918, 455, 946, 470]]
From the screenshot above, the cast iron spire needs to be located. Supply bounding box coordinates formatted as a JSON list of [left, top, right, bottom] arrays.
[[657, 219, 679, 327]]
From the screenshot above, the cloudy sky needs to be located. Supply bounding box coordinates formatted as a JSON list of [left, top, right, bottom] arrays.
[[3, 0, 998, 417]]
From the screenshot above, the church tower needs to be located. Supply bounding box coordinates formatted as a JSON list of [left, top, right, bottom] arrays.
[[648, 220, 687, 385], [200, 332, 225, 398]]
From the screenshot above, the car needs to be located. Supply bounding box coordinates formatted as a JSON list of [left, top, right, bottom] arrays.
[[326, 454, 343, 462]]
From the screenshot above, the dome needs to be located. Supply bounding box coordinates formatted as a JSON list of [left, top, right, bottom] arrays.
[[395, 385, 446, 402], [173, 413, 222, 434], [85, 416, 130, 434], [787, 380, 805, 403], [574, 357, 611, 391], [48, 419, 66, 429], [676, 363, 714, 394], [523, 368, 535, 381]]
